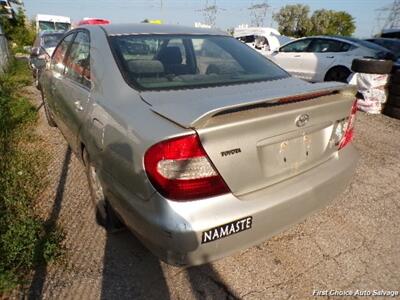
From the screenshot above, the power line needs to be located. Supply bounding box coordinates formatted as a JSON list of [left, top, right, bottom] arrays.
[[248, 1, 269, 27]]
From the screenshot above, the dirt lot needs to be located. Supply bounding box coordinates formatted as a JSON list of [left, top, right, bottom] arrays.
[[21, 86, 400, 300]]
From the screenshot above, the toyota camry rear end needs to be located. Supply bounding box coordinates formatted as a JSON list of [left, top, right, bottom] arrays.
[[43, 24, 359, 266]]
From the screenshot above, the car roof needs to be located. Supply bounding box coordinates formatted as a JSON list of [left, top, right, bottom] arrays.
[[367, 37, 400, 43], [99, 23, 228, 36]]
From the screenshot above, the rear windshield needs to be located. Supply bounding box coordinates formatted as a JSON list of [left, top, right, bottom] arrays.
[[109, 34, 288, 90]]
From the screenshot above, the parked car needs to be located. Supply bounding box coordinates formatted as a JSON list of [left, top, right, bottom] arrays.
[[78, 18, 110, 25], [30, 31, 65, 88], [233, 26, 292, 54], [35, 14, 71, 33], [270, 36, 393, 82], [39, 24, 358, 266], [380, 29, 400, 39], [366, 38, 400, 70]]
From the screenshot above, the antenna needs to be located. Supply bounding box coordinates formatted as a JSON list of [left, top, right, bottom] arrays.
[[248, 1, 270, 27]]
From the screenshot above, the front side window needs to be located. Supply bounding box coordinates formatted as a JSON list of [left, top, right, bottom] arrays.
[[51, 33, 74, 74], [110, 34, 288, 90], [64, 31, 91, 88], [280, 39, 312, 53]]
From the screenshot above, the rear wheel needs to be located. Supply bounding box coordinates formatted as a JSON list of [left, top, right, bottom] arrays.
[[383, 105, 400, 120], [83, 149, 124, 232], [324, 66, 351, 83], [387, 94, 400, 108]]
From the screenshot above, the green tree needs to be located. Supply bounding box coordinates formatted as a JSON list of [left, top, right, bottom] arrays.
[[273, 4, 312, 37], [310, 9, 355, 36], [0, 7, 35, 52], [330, 11, 355, 36]]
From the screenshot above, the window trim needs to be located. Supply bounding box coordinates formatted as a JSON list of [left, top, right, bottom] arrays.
[[61, 29, 92, 91], [50, 31, 76, 73]]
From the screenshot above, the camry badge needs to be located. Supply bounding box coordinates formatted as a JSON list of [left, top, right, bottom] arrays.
[[295, 114, 310, 127]]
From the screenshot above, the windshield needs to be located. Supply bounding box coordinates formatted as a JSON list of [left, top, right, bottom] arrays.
[[42, 33, 63, 49], [110, 34, 288, 90], [39, 21, 70, 32]]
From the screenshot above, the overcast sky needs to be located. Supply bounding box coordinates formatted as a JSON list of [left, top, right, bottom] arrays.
[[23, 0, 394, 37]]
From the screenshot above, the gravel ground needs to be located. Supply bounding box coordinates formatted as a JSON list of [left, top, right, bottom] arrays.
[[20, 86, 400, 300]]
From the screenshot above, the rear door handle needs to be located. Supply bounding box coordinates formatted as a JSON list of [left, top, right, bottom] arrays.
[[294, 54, 301, 57], [74, 100, 84, 111], [326, 56, 334, 58]]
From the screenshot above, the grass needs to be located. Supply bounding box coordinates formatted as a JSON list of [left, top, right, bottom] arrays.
[[0, 59, 63, 293]]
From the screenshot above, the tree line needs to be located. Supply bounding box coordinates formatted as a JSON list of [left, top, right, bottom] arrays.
[[273, 4, 356, 38]]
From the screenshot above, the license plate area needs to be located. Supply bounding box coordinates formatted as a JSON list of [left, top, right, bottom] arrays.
[[257, 122, 334, 181]]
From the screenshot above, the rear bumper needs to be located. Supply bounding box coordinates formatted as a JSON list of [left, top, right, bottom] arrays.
[[111, 145, 358, 266]]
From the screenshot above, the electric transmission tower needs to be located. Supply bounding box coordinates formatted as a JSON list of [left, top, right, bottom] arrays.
[[197, 0, 225, 27], [248, 1, 269, 27], [377, 0, 400, 30]]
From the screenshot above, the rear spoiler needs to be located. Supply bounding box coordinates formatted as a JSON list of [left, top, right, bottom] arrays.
[[143, 78, 356, 129]]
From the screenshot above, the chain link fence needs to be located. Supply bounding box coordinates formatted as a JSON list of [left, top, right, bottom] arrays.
[[0, 23, 11, 74]]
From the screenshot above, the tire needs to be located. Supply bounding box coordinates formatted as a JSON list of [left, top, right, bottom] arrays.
[[351, 58, 393, 74], [387, 94, 400, 108], [324, 66, 351, 83], [383, 104, 400, 120], [389, 83, 400, 96], [83, 149, 124, 232], [42, 93, 57, 127]]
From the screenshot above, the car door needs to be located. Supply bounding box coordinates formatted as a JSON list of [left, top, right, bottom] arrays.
[[270, 38, 312, 79], [45, 32, 75, 126], [303, 38, 352, 82], [55, 30, 92, 153]]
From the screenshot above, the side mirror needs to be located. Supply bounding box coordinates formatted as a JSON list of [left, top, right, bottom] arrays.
[[31, 54, 48, 69], [30, 47, 41, 57]]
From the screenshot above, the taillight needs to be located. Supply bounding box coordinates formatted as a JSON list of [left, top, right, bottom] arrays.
[[144, 134, 230, 201], [339, 100, 358, 150]]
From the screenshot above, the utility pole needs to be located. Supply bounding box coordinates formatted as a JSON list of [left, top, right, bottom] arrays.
[[197, 0, 224, 28], [248, 1, 269, 27], [376, 0, 400, 31]]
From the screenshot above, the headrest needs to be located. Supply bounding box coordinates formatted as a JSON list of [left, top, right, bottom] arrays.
[[158, 47, 182, 65]]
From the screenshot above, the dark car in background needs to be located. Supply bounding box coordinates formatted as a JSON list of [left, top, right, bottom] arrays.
[[366, 38, 400, 70], [380, 29, 400, 39], [30, 31, 65, 87]]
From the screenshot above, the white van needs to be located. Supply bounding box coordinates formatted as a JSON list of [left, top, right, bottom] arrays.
[[36, 14, 71, 33]]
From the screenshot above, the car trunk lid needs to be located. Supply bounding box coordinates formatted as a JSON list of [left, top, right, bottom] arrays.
[[141, 78, 356, 197]]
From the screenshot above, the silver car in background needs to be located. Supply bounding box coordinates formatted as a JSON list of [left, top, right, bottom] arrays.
[[39, 24, 358, 266]]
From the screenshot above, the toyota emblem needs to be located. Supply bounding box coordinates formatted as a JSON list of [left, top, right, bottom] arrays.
[[295, 114, 310, 127]]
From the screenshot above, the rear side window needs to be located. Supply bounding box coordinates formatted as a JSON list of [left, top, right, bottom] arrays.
[[51, 33, 74, 74], [280, 39, 312, 52], [64, 31, 91, 89]]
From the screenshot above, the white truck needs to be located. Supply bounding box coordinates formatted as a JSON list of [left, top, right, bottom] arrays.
[[35, 14, 71, 33], [233, 26, 292, 55]]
